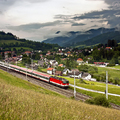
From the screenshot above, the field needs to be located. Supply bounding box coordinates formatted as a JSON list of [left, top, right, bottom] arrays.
[[1, 69, 120, 120], [11, 47, 33, 51], [0, 40, 23, 44], [97, 66, 120, 79], [59, 76, 120, 105]]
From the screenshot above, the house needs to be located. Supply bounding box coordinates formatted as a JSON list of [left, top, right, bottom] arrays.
[[68, 71, 82, 79], [47, 68, 54, 75], [71, 69, 79, 73], [62, 68, 71, 75], [46, 51, 51, 56], [58, 64, 64, 67], [38, 60, 45, 67], [4, 51, 15, 58], [55, 71, 62, 76], [81, 73, 91, 80], [30, 63, 38, 70], [106, 47, 112, 50], [49, 60, 58, 67], [24, 51, 32, 56], [77, 58, 84, 65]]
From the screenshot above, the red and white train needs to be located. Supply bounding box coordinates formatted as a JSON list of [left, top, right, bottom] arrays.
[[0, 62, 69, 88]]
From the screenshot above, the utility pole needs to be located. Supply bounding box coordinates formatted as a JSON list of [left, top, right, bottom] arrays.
[[106, 71, 108, 99], [74, 70, 76, 98], [26, 64, 27, 80], [31, 59, 33, 72]]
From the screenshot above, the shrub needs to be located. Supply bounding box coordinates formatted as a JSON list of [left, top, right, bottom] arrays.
[[94, 96, 110, 107], [85, 96, 111, 108], [107, 64, 115, 67]]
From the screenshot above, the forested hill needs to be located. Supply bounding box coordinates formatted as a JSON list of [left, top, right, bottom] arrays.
[[0, 31, 60, 52], [70, 31, 120, 48]]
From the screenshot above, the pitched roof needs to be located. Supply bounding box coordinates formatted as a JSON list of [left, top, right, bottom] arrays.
[[55, 71, 62, 74], [47, 68, 54, 71], [58, 64, 63, 67], [82, 73, 90, 78], [24, 51, 31, 53], [77, 58, 83, 61]]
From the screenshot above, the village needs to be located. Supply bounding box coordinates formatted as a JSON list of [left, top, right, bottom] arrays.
[[0, 47, 111, 82]]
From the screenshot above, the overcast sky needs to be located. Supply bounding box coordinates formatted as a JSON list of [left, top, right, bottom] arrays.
[[0, 0, 120, 41]]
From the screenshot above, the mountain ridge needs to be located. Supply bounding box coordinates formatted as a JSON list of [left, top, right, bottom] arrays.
[[43, 27, 118, 47]]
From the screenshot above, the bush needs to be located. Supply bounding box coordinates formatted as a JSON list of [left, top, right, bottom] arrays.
[[85, 96, 111, 108], [107, 64, 115, 67]]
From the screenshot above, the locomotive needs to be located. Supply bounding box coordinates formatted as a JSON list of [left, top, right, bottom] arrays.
[[0, 62, 69, 88]]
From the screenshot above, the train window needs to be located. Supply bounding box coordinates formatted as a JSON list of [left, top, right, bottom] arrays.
[[66, 81, 69, 83], [63, 81, 66, 83]]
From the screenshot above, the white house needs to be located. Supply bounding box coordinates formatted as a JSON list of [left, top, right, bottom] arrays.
[[81, 73, 91, 80], [47, 68, 54, 75], [68, 71, 82, 79], [49, 60, 58, 67], [62, 68, 71, 75]]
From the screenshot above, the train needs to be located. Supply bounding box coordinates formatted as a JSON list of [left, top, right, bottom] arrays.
[[0, 61, 69, 88]]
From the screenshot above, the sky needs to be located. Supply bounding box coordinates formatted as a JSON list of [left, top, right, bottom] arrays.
[[0, 0, 120, 41]]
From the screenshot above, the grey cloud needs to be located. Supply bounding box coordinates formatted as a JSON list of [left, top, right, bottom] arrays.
[[104, 0, 120, 9], [91, 25, 99, 27], [72, 23, 86, 26], [0, 0, 16, 13], [7, 21, 61, 31], [73, 10, 120, 20], [73, 9, 120, 28], [0, 0, 50, 13]]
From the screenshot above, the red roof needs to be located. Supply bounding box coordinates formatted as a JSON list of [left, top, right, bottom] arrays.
[[47, 68, 54, 71], [77, 58, 83, 61], [58, 64, 63, 67], [4, 51, 11, 53], [25, 51, 31, 53], [106, 47, 111, 49], [67, 51, 71, 54]]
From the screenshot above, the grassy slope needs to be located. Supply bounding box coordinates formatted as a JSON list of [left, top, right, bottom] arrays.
[[1, 70, 120, 119], [0, 40, 23, 44], [59, 75, 120, 105]]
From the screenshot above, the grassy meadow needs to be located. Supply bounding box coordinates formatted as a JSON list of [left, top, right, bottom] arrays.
[[0, 40, 23, 44], [1, 69, 120, 120], [59, 76, 120, 105]]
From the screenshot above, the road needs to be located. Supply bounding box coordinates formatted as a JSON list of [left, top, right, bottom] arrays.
[[70, 84, 120, 97]]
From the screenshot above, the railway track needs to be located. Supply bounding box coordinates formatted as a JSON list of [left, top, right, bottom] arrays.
[[0, 65, 120, 110]]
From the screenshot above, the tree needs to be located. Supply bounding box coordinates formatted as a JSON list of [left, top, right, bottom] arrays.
[[22, 54, 31, 65]]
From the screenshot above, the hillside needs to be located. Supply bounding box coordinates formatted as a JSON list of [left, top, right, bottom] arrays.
[[43, 28, 116, 47], [43, 31, 80, 46], [0, 31, 60, 52], [72, 31, 120, 48], [1, 69, 120, 119]]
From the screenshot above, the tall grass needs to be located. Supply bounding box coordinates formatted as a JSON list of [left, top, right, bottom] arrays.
[[1, 82, 120, 120]]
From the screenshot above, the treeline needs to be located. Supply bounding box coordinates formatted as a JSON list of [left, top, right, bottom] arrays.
[[0, 31, 17, 40], [91, 40, 120, 64], [0, 31, 60, 53]]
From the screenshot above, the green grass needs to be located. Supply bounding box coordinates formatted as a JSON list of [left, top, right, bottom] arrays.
[[111, 65, 120, 69], [0, 40, 23, 44], [11, 47, 33, 51], [0, 69, 64, 97], [59, 76, 120, 105], [1, 69, 120, 119], [97, 67, 120, 79]]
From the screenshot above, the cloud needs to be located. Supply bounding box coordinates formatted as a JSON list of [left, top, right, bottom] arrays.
[[72, 23, 86, 26], [7, 20, 62, 31], [104, 0, 120, 9], [72, 9, 120, 28], [0, 0, 50, 13]]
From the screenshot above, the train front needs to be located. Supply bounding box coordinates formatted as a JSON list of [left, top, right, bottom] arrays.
[[61, 78, 69, 88]]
